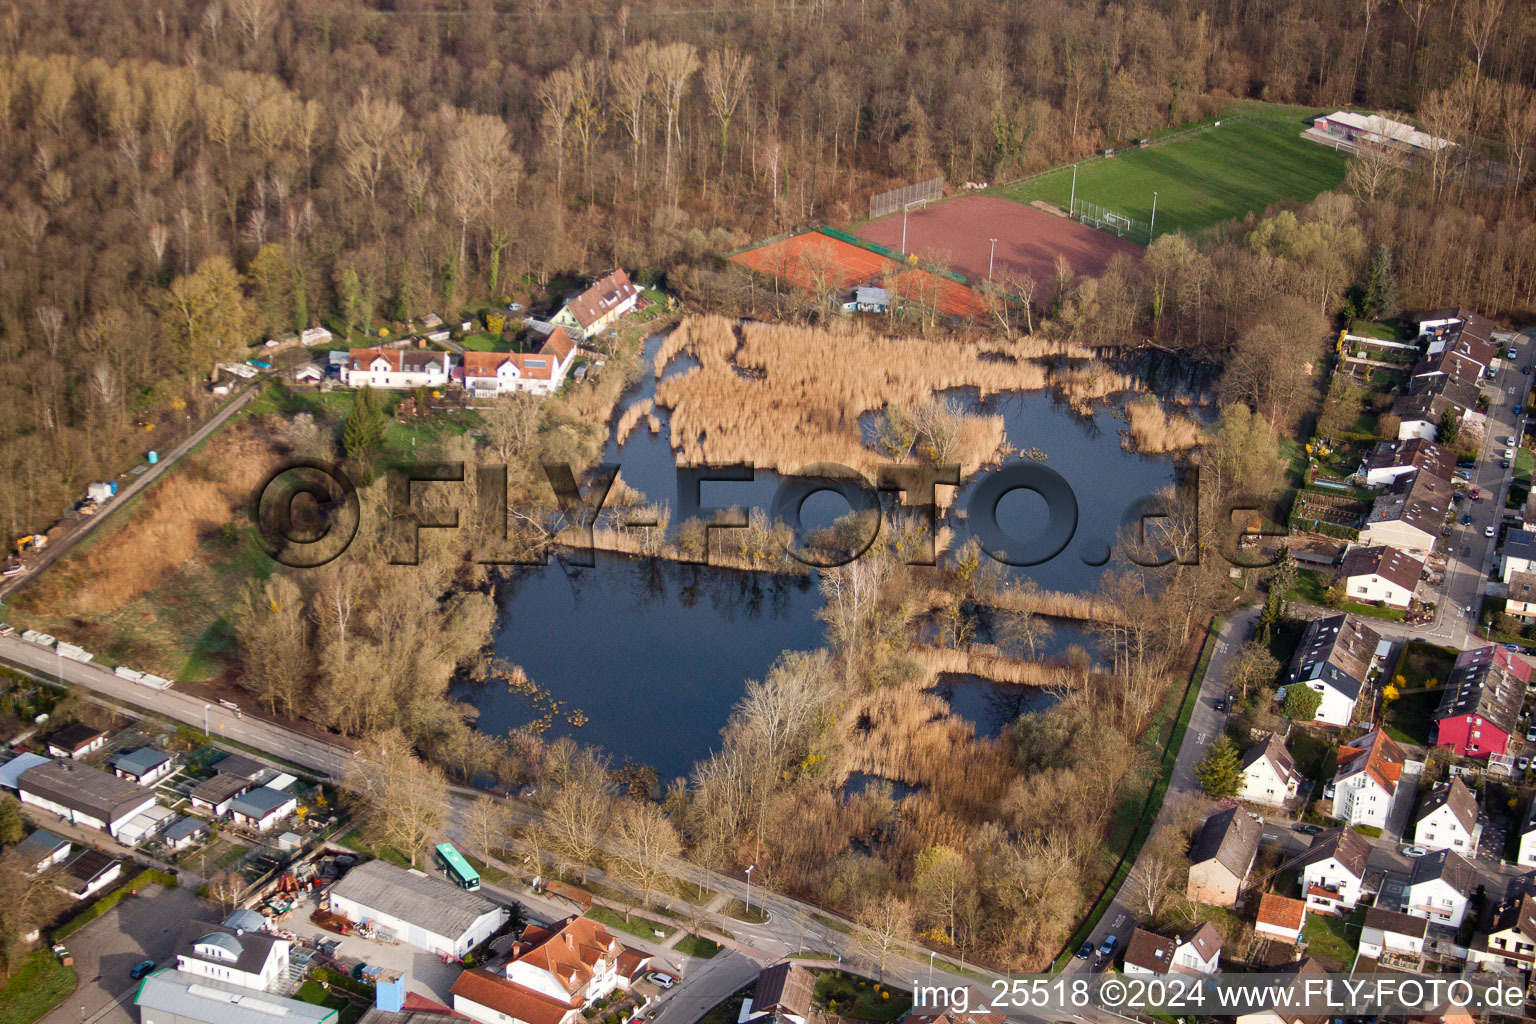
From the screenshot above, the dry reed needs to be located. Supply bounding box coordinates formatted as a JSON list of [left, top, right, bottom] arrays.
[[614, 399, 654, 445], [909, 644, 1080, 688], [654, 316, 1064, 478], [1124, 395, 1203, 453], [917, 582, 1128, 625], [1054, 360, 1142, 414]]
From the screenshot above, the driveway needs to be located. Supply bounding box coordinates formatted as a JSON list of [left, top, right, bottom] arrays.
[[41, 883, 213, 1024]]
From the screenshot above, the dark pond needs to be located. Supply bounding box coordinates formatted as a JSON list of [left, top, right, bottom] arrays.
[[930, 672, 1057, 739], [463, 332, 1184, 781]]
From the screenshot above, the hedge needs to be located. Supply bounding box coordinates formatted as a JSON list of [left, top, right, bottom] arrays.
[[312, 966, 375, 999], [53, 868, 178, 940]]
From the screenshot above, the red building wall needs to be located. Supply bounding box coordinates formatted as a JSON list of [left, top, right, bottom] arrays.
[[1436, 714, 1511, 758]]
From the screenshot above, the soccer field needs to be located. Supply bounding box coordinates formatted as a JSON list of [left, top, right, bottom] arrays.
[[994, 118, 1347, 240]]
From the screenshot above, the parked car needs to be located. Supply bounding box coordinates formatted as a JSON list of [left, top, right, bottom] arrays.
[[1523, 365, 1531, 375], [1502, 460, 1511, 469], [1516, 405, 1524, 415], [1472, 488, 1482, 499], [1524, 725, 1535, 741], [1487, 525, 1497, 537], [0, 623, 12, 637], [1462, 514, 1474, 525], [1076, 942, 1094, 960], [130, 960, 156, 980], [646, 973, 675, 990], [1402, 846, 1428, 858], [1510, 348, 1520, 360], [1522, 757, 1532, 772], [1098, 935, 1119, 957], [1295, 823, 1324, 835], [1215, 697, 1228, 712], [1506, 449, 1516, 459]]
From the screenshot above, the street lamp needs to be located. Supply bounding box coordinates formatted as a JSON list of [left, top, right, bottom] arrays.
[[204, 703, 211, 737], [743, 864, 756, 915], [988, 238, 998, 280], [1150, 190, 1159, 239], [901, 200, 925, 256], [928, 950, 936, 986]]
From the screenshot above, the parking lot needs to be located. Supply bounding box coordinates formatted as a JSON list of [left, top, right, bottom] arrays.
[[286, 888, 464, 1003], [40, 883, 212, 1024]]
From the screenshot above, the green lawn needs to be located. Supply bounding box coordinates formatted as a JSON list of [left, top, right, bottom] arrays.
[[673, 934, 722, 959], [587, 905, 675, 940], [1397, 641, 1457, 690], [812, 971, 912, 1021], [721, 898, 768, 923], [338, 830, 411, 868], [0, 950, 77, 1024], [1348, 319, 1417, 342], [1302, 906, 1366, 967], [460, 332, 513, 352], [297, 980, 365, 1024], [994, 118, 1346, 240]]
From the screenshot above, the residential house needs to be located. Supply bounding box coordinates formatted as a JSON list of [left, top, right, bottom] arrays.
[[1501, 529, 1536, 582], [1332, 729, 1405, 830], [898, 1008, 1006, 1024], [1284, 614, 1382, 727], [162, 816, 207, 852], [135, 969, 337, 1024], [1407, 849, 1477, 928], [57, 848, 120, 900], [1356, 907, 1427, 968], [1239, 734, 1301, 807], [461, 329, 579, 397], [1413, 778, 1478, 854], [1359, 438, 1454, 488], [1471, 886, 1536, 969], [550, 270, 641, 341], [117, 803, 177, 847], [1186, 805, 1261, 908], [45, 723, 108, 759], [739, 962, 817, 1024], [1338, 546, 1423, 609], [1171, 923, 1222, 975], [1232, 956, 1331, 1024], [228, 787, 296, 832], [17, 759, 158, 838], [1412, 332, 1497, 388], [1122, 928, 1176, 975], [331, 859, 506, 956], [1519, 799, 1536, 868], [340, 348, 452, 390], [176, 914, 290, 992], [12, 829, 69, 874], [300, 326, 333, 348], [1255, 893, 1307, 945], [1506, 572, 1536, 620], [1434, 645, 1529, 758], [109, 747, 173, 786], [211, 753, 271, 782], [188, 773, 252, 817], [451, 914, 649, 1024], [1358, 471, 1452, 556], [1391, 373, 1483, 443], [1298, 827, 1372, 914]]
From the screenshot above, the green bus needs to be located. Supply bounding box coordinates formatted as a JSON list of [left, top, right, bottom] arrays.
[[435, 842, 481, 891]]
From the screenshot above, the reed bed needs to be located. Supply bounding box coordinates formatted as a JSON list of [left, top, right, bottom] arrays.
[[1124, 395, 1203, 453], [1054, 360, 1142, 414], [614, 399, 655, 445], [654, 316, 1066, 478], [909, 644, 1080, 688], [916, 582, 1128, 624]]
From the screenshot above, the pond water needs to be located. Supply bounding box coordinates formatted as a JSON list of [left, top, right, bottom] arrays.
[[457, 553, 825, 784], [930, 672, 1057, 739], [463, 332, 1184, 781]]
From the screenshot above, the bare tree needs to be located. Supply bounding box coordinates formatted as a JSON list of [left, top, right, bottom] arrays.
[[537, 64, 579, 196], [854, 893, 913, 982], [344, 729, 449, 868], [702, 48, 753, 176], [540, 740, 614, 883], [611, 42, 657, 192], [463, 796, 511, 865], [1461, 0, 1505, 83], [653, 42, 700, 198], [442, 113, 521, 296], [609, 800, 681, 908], [336, 91, 404, 209]]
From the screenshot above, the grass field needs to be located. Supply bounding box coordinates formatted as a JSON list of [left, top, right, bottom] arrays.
[[993, 118, 1347, 239], [0, 951, 76, 1024]]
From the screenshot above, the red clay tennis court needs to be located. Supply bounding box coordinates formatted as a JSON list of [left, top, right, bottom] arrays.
[[730, 231, 986, 318], [854, 195, 1142, 283]]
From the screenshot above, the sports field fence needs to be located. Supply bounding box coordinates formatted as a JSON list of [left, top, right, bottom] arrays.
[[1070, 196, 1151, 245], [868, 176, 944, 220]]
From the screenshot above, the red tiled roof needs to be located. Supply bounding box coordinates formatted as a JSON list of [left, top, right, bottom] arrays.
[[567, 270, 640, 329], [1257, 893, 1306, 931], [463, 329, 576, 383], [451, 969, 577, 1024], [1337, 729, 1405, 794], [513, 916, 620, 998]]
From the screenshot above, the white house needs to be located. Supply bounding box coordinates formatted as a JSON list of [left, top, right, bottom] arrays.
[[1284, 615, 1382, 727], [45, 723, 108, 759], [1472, 888, 1536, 969], [57, 849, 120, 900], [451, 914, 651, 1024], [1338, 545, 1423, 610], [1359, 438, 1454, 489], [340, 348, 452, 390], [461, 328, 579, 397], [1331, 729, 1405, 830], [1357, 907, 1427, 967], [228, 787, 297, 833], [1171, 923, 1222, 975], [1232, 957, 1332, 1024], [1407, 849, 1476, 929], [109, 747, 174, 787], [1502, 530, 1536, 583], [12, 829, 70, 874], [1239, 734, 1301, 807], [550, 270, 641, 341], [176, 915, 290, 992], [1414, 778, 1478, 854], [329, 859, 506, 957], [1517, 800, 1536, 868], [17, 760, 158, 839], [1255, 893, 1307, 944], [1299, 828, 1372, 914], [1359, 472, 1453, 556]]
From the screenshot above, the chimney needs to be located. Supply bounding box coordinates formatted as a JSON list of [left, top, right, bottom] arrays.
[[565, 931, 574, 949]]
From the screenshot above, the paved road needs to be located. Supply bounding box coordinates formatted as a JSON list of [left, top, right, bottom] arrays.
[[1064, 606, 1261, 972], [0, 386, 256, 601]]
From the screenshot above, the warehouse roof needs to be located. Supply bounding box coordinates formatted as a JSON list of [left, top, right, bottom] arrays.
[[0, 753, 50, 790], [135, 968, 337, 1024], [19, 760, 155, 824], [329, 859, 502, 940]]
